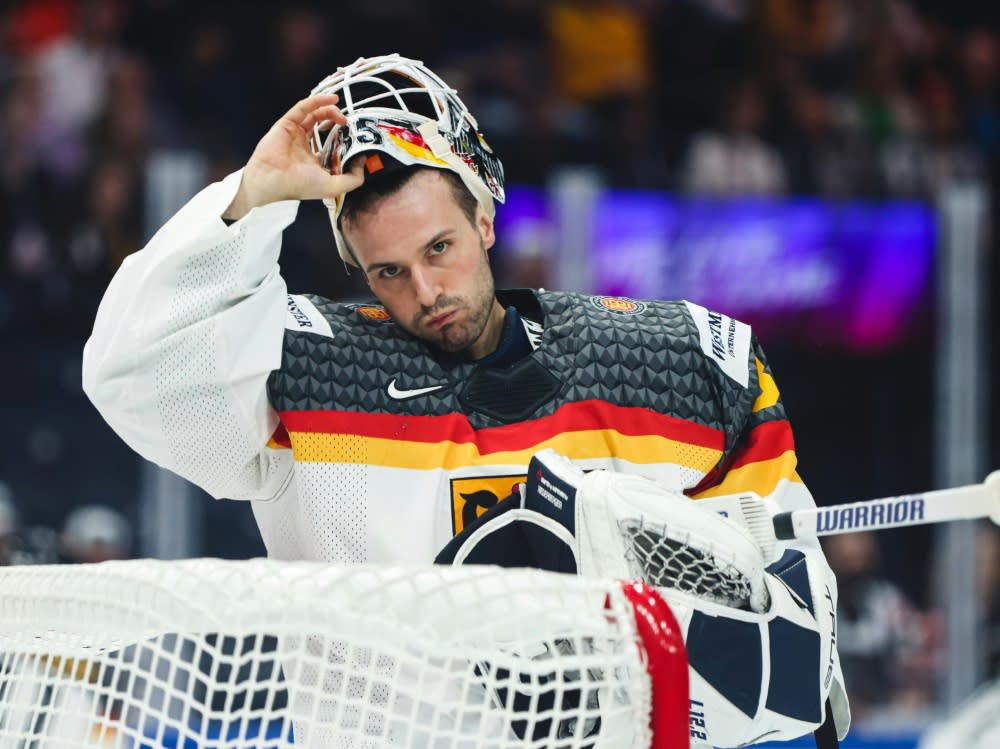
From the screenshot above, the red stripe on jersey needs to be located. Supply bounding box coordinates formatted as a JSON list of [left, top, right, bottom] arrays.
[[278, 400, 724, 455], [727, 420, 796, 471], [270, 422, 292, 449]]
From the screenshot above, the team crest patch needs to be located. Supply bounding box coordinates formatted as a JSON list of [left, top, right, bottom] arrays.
[[590, 296, 646, 315], [353, 304, 392, 322], [450, 474, 526, 535]]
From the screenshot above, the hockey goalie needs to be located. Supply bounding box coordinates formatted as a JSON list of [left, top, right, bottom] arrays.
[[81, 54, 850, 748]]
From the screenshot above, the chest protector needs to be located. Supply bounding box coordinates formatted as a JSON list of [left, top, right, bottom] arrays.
[[263, 289, 766, 564]]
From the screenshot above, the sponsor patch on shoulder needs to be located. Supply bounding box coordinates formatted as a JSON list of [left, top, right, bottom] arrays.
[[590, 295, 646, 315], [352, 304, 392, 322], [683, 300, 751, 388], [285, 295, 334, 338]]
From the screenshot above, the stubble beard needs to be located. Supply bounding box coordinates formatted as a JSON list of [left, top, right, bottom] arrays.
[[411, 242, 495, 353]]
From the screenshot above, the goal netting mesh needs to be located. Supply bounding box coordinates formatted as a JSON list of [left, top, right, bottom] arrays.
[[0, 559, 687, 749]]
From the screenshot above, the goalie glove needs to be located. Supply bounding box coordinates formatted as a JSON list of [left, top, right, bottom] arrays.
[[436, 449, 849, 748]]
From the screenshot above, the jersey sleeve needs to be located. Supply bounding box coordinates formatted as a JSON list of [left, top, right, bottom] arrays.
[[82, 170, 296, 501], [688, 335, 851, 744], [691, 337, 831, 574]]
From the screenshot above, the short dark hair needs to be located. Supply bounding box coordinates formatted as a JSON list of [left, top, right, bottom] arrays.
[[338, 166, 480, 264]]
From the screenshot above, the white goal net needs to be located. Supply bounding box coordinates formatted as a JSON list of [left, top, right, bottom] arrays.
[[0, 559, 687, 749]]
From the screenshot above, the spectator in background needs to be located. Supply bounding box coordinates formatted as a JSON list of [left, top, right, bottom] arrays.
[[882, 67, 986, 197], [824, 531, 938, 719], [0, 481, 18, 565], [159, 16, 251, 157], [779, 81, 882, 197], [761, 0, 861, 94], [917, 524, 1000, 749], [855, 34, 922, 149], [88, 53, 152, 167], [646, 0, 756, 180], [59, 504, 131, 563], [977, 523, 1000, 678], [544, 0, 664, 184], [69, 157, 141, 277], [1, 67, 53, 297], [254, 5, 339, 132], [22, 0, 124, 182], [0, 481, 59, 566], [546, 0, 651, 110], [682, 79, 787, 194], [918, 68, 986, 192], [438, 2, 556, 186], [957, 29, 1000, 160], [1, 2, 146, 337]]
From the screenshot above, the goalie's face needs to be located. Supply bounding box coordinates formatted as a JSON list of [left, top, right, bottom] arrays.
[[342, 169, 504, 359]]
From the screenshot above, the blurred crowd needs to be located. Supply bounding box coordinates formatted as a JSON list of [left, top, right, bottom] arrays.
[[0, 479, 131, 565], [820, 524, 1000, 726], [3, 0, 999, 325], [1, 0, 999, 727]]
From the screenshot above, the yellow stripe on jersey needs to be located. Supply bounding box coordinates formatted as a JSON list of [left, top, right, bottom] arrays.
[[751, 357, 780, 413], [692, 450, 802, 500], [287, 429, 723, 472]]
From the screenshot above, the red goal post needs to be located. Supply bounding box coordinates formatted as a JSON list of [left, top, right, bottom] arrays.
[[0, 559, 688, 748]]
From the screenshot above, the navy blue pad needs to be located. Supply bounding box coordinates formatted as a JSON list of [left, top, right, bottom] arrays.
[[766, 549, 814, 616], [686, 611, 763, 717], [766, 617, 823, 723]]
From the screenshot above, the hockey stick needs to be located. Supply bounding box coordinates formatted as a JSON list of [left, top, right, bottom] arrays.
[[700, 471, 1000, 560]]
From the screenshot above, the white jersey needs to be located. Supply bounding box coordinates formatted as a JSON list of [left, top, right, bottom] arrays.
[[83, 171, 849, 745], [81, 170, 803, 567]]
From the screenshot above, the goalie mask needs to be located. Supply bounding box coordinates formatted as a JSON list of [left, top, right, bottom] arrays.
[[308, 54, 506, 266]]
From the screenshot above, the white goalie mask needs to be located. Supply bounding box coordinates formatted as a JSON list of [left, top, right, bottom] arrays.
[[308, 53, 506, 266]]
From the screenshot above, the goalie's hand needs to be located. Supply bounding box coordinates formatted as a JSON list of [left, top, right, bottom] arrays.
[[437, 448, 771, 612], [518, 449, 773, 612], [224, 95, 365, 220]]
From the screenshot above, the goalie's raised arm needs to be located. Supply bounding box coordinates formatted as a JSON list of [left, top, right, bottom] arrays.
[[81, 99, 362, 501], [83, 92, 377, 502]]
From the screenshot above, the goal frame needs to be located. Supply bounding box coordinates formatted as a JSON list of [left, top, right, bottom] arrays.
[[0, 559, 689, 749]]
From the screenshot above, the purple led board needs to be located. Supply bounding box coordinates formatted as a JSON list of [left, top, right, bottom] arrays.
[[497, 188, 936, 352]]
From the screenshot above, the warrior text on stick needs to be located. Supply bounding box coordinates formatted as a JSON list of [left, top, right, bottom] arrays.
[[814, 496, 926, 534]]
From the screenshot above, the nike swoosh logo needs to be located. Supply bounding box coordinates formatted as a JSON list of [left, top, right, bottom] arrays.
[[387, 378, 446, 400]]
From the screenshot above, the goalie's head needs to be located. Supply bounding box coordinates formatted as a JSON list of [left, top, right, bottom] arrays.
[[309, 54, 506, 266]]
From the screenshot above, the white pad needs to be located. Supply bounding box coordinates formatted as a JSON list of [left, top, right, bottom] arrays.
[[523, 449, 771, 613]]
